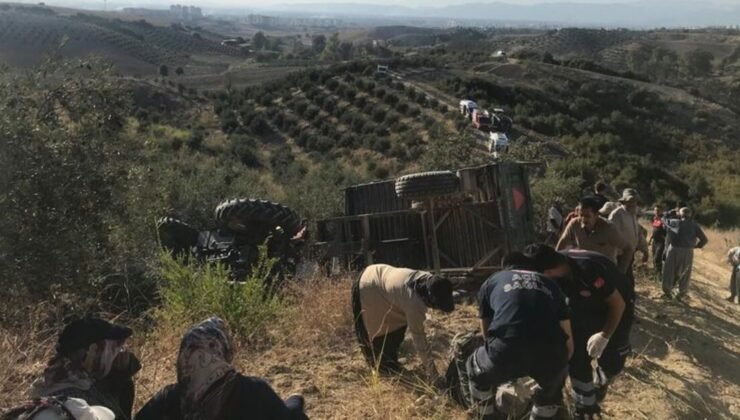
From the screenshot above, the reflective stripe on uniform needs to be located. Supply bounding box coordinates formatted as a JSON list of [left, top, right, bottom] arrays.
[[571, 378, 596, 407], [531, 404, 559, 418]]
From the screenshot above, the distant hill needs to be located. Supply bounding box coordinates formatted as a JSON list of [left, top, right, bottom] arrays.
[[0, 4, 243, 73], [267, 0, 740, 28]]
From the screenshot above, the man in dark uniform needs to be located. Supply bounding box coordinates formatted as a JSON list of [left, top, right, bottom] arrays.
[[524, 245, 630, 420], [463, 252, 573, 420]]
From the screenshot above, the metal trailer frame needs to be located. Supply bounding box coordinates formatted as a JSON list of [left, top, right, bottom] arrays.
[[314, 162, 536, 280]]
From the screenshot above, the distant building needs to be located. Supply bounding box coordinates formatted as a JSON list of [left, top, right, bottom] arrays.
[[246, 13, 342, 28], [169, 4, 202, 22]]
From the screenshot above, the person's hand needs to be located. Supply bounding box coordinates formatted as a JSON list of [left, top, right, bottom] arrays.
[[586, 332, 610, 359]]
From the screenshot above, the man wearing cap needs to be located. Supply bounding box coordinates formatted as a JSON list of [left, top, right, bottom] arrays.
[[30, 316, 141, 420], [524, 244, 630, 420], [463, 252, 573, 420], [608, 189, 648, 289], [557, 197, 630, 267], [662, 207, 708, 300], [352, 264, 455, 379]]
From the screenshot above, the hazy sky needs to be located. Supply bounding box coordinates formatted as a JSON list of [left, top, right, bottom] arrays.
[[15, 0, 740, 11]]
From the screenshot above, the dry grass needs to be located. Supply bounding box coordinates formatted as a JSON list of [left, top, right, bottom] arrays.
[[2, 228, 739, 418]]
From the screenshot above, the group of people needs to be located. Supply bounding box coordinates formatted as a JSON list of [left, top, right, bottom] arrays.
[[352, 245, 632, 420], [6, 181, 733, 420], [349, 184, 717, 419], [3, 316, 309, 420], [548, 182, 710, 301]]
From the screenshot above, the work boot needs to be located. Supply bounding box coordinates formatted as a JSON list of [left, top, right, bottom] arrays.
[[661, 293, 672, 301], [573, 405, 602, 420]]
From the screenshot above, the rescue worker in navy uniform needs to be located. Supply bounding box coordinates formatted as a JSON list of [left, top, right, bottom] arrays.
[[524, 244, 630, 420], [465, 252, 574, 420]]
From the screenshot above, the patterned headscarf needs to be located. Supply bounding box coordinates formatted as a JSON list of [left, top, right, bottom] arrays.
[[177, 317, 238, 420], [31, 340, 121, 397]]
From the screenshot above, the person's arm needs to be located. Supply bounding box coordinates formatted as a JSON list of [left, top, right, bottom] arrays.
[[695, 225, 708, 249], [601, 290, 626, 339], [478, 281, 494, 339], [134, 384, 179, 420], [586, 289, 625, 359], [560, 319, 574, 360], [556, 220, 575, 251], [405, 299, 436, 377], [250, 379, 306, 420], [613, 226, 633, 273]]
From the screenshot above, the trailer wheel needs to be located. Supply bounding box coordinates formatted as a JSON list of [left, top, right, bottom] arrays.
[[157, 217, 199, 256], [395, 171, 460, 199], [214, 198, 302, 238]]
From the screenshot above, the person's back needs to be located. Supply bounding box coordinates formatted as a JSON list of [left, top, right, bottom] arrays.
[[136, 317, 307, 420], [665, 217, 707, 249], [479, 270, 566, 342], [464, 256, 571, 420], [136, 375, 306, 420]]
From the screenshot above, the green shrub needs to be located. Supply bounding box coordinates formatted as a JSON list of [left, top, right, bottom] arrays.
[[157, 251, 283, 340]]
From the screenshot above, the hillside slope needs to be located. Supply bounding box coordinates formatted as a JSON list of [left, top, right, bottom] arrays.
[[0, 5, 242, 74], [1, 230, 737, 419]]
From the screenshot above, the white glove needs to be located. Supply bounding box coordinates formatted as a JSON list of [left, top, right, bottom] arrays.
[[586, 332, 610, 359]]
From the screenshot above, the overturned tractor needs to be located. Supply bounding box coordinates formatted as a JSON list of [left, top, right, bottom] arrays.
[[157, 198, 306, 281]]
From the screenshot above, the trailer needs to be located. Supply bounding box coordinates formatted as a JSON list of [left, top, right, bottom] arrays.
[[314, 162, 536, 281]]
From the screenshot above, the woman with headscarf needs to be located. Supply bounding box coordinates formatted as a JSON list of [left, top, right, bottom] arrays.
[[135, 317, 308, 420], [28, 316, 140, 420]]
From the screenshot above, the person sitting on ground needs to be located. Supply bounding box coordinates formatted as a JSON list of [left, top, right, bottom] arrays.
[[135, 317, 308, 420], [608, 189, 649, 290], [461, 252, 573, 420], [352, 264, 455, 380], [557, 197, 630, 268], [727, 245, 740, 304], [28, 316, 140, 420], [661, 207, 708, 301], [524, 244, 631, 420], [648, 205, 667, 279], [3, 397, 115, 420]]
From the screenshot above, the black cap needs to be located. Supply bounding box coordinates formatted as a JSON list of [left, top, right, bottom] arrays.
[[57, 316, 132, 357]]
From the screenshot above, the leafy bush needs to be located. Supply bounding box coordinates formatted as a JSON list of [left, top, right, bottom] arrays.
[[157, 250, 283, 340]]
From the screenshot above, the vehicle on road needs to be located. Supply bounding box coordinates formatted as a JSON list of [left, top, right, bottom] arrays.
[[472, 109, 492, 130], [489, 132, 510, 158]]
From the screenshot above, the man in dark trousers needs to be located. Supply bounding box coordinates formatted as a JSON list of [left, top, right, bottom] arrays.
[[648, 205, 667, 279], [463, 252, 573, 420], [352, 264, 455, 380], [524, 245, 630, 420]]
